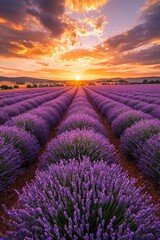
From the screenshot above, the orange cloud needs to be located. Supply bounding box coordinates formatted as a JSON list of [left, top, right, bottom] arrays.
[[82, 15, 107, 36], [59, 47, 111, 64], [67, 0, 108, 12]]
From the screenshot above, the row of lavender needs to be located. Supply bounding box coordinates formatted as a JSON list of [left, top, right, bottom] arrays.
[[4, 88, 160, 239], [0, 88, 58, 106], [0, 87, 73, 125], [85, 87, 160, 185], [90, 86, 160, 119], [0, 87, 76, 192], [0, 88, 50, 100]]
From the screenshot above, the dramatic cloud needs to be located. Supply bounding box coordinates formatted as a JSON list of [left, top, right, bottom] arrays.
[[0, 0, 26, 23], [0, 0, 108, 59], [0, 0, 159, 79], [67, 0, 108, 12], [103, 1, 160, 52], [116, 44, 160, 65], [60, 0, 160, 67], [0, 23, 52, 57]]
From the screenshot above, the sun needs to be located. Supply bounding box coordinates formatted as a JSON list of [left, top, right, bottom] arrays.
[[75, 75, 81, 81]]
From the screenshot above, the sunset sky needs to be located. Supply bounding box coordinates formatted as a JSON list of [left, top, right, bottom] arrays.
[[0, 0, 160, 80]]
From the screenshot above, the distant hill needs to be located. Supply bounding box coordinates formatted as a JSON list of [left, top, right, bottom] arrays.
[[0, 76, 58, 84], [95, 76, 160, 83]]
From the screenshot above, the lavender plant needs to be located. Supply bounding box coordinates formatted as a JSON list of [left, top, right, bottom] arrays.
[[68, 106, 98, 119], [5, 159, 160, 239], [111, 110, 152, 137], [40, 129, 118, 169], [29, 107, 60, 129], [6, 113, 49, 144], [59, 114, 105, 135], [121, 119, 160, 160], [138, 133, 160, 185], [151, 107, 160, 119], [0, 138, 22, 192], [107, 106, 130, 124], [0, 126, 40, 165]]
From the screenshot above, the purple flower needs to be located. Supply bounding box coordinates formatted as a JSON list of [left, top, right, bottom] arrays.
[[0, 126, 40, 165], [121, 119, 160, 160], [40, 129, 118, 169], [111, 110, 152, 137], [59, 114, 105, 135], [29, 107, 60, 129], [138, 133, 160, 185], [6, 113, 50, 144], [0, 138, 22, 192], [5, 159, 160, 239], [151, 106, 160, 119], [68, 106, 98, 119], [0, 110, 9, 125], [107, 106, 130, 124]]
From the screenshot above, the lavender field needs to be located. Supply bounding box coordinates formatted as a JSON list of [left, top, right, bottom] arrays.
[[0, 85, 160, 239]]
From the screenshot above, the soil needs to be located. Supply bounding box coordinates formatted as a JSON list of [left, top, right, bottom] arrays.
[[0, 88, 77, 236]]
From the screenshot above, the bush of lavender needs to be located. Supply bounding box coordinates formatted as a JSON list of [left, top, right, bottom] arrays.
[[100, 102, 118, 116], [111, 110, 151, 137], [0, 111, 9, 125], [70, 101, 92, 110], [6, 113, 49, 144], [1, 105, 21, 119], [0, 138, 22, 192], [151, 107, 160, 119], [138, 133, 160, 185], [59, 114, 104, 135], [5, 159, 160, 239], [107, 106, 130, 124], [68, 106, 98, 119], [121, 119, 160, 160], [0, 126, 40, 165], [140, 104, 156, 114], [40, 129, 117, 169], [29, 107, 59, 130]]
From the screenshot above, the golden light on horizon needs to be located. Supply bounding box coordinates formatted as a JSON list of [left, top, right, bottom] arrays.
[[75, 75, 81, 81]]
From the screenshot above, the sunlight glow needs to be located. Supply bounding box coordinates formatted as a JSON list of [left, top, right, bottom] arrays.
[[75, 75, 81, 81]]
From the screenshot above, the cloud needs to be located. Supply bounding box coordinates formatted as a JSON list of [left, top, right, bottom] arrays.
[[83, 15, 107, 35], [0, 0, 26, 23], [60, 0, 160, 68], [0, 0, 67, 37], [67, 0, 108, 12], [103, 1, 160, 52], [36, 61, 49, 66], [116, 44, 160, 65], [0, 23, 52, 57], [27, 8, 66, 37]]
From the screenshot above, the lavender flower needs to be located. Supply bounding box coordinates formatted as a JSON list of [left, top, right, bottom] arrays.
[[121, 119, 160, 160], [68, 106, 98, 119], [70, 101, 92, 109], [6, 113, 50, 144], [59, 114, 105, 135], [40, 129, 118, 169], [0, 138, 22, 192], [0, 111, 9, 125], [107, 106, 130, 124], [138, 133, 160, 185], [5, 159, 160, 239], [0, 126, 40, 165], [111, 110, 152, 137], [29, 107, 60, 129], [151, 107, 160, 119]]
